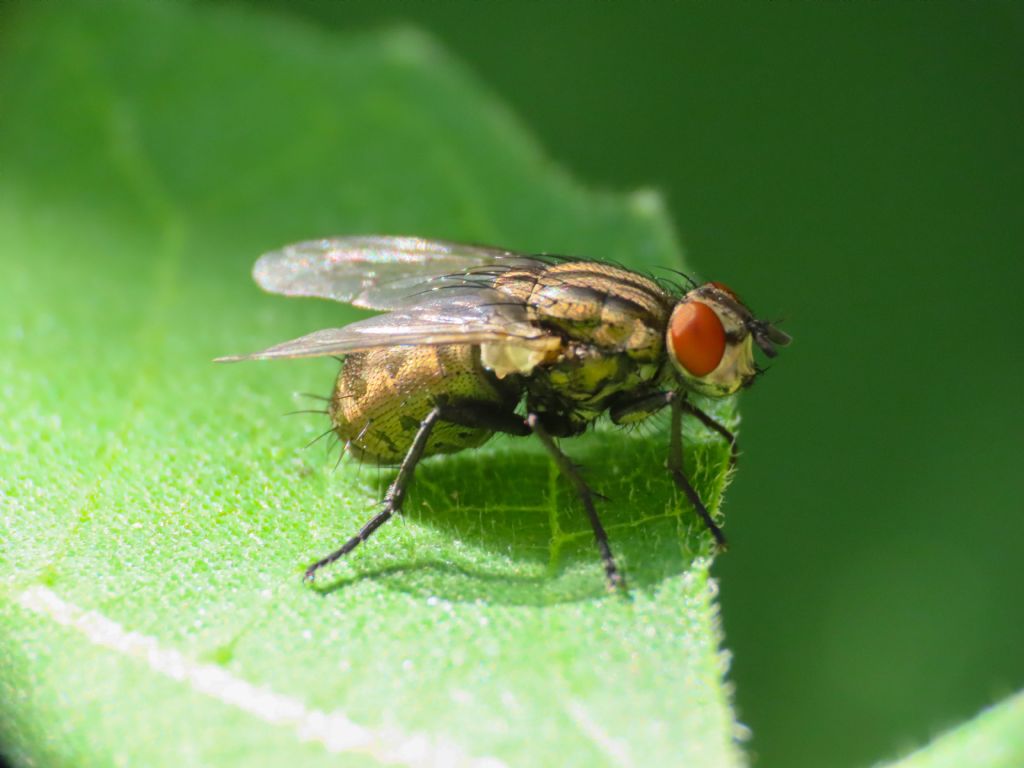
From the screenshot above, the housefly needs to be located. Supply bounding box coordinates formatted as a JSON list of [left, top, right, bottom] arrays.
[[218, 236, 790, 591]]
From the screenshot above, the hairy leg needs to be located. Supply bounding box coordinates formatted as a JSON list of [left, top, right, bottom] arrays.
[[527, 413, 625, 593], [304, 407, 441, 581], [304, 401, 527, 582], [668, 394, 728, 549]]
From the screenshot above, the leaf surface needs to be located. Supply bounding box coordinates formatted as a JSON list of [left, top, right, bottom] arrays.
[[878, 692, 1024, 768]]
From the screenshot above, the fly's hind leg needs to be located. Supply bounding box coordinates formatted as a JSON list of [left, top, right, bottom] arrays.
[[304, 401, 529, 583], [304, 408, 443, 582]]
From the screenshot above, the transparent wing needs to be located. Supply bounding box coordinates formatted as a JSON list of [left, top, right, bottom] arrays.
[[216, 287, 555, 361], [252, 235, 542, 310]]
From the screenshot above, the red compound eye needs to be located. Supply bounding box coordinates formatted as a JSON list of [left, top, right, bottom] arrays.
[[669, 302, 726, 377]]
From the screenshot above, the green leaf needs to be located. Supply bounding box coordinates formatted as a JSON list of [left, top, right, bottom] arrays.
[[0, 2, 742, 766], [878, 691, 1024, 768]]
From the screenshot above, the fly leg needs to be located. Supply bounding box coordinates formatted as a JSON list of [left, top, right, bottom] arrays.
[[433, 401, 531, 437], [612, 390, 733, 548], [611, 391, 739, 468], [668, 393, 728, 550], [305, 401, 528, 582], [678, 399, 739, 469], [304, 407, 442, 582], [438, 403, 624, 591], [305, 400, 626, 590], [527, 413, 626, 594]]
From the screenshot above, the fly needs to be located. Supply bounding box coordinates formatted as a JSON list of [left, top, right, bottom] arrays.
[[217, 236, 790, 592]]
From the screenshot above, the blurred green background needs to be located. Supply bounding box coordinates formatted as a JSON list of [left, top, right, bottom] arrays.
[[246, 2, 1024, 767]]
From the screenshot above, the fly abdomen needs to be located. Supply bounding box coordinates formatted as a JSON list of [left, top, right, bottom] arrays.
[[330, 344, 515, 464]]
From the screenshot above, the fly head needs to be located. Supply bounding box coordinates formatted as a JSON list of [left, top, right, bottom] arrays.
[[666, 282, 790, 397]]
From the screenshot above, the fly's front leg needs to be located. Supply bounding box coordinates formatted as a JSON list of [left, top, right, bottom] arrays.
[[668, 394, 728, 550], [304, 407, 442, 582], [678, 399, 739, 469], [614, 390, 733, 548], [527, 413, 626, 594], [611, 391, 739, 468]]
